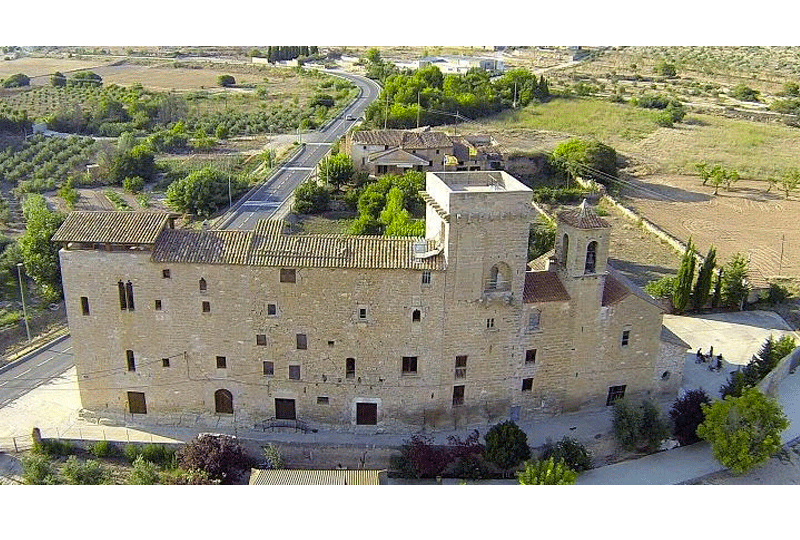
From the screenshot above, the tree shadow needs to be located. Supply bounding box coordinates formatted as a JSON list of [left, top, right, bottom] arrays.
[[609, 260, 677, 288]]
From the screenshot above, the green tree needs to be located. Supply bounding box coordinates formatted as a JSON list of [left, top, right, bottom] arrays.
[[550, 139, 617, 185], [780, 168, 800, 199], [319, 153, 354, 192], [217, 74, 236, 87], [517, 458, 578, 485], [166, 167, 241, 218], [51, 71, 66, 87], [111, 143, 156, 184], [177, 434, 252, 484], [730, 84, 760, 102], [697, 388, 789, 475], [695, 162, 711, 186], [655, 60, 677, 77], [781, 81, 800, 97], [612, 398, 671, 452], [2, 73, 30, 88], [18, 194, 65, 302], [644, 275, 676, 300], [528, 216, 556, 261], [538, 436, 592, 472], [292, 179, 330, 214], [720, 252, 750, 309], [483, 421, 531, 477], [692, 245, 716, 310], [672, 238, 696, 313], [669, 389, 710, 446]]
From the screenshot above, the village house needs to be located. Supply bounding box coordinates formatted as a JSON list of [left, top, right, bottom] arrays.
[[53, 170, 683, 432], [346, 129, 503, 177]]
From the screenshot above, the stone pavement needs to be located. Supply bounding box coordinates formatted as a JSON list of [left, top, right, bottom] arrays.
[[1, 309, 798, 484]]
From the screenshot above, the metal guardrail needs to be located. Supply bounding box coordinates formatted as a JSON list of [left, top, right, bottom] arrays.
[[254, 418, 317, 434]]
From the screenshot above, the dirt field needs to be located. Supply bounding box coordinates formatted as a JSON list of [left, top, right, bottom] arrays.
[[618, 174, 799, 285]]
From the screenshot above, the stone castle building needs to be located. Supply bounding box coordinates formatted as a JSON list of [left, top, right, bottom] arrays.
[[53, 171, 685, 432]]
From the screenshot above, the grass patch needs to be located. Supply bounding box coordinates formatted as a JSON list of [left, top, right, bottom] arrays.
[[483, 97, 661, 145]]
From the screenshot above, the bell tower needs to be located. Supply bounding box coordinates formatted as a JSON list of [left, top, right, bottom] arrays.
[[554, 199, 611, 307]]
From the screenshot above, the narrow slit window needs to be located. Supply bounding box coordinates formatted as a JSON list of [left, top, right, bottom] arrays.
[[154, 299, 162, 311], [202, 301, 211, 313], [80, 296, 90, 316], [346, 357, 356, 379], [199, 278, 207, 292], [126, 350, 136, 372], [118, 281, 127, 311], [454, 355, 467, 379], [125, 281, 135, 311], [412, 309, 421, 322]]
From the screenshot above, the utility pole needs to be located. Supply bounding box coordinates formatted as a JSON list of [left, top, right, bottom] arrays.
[[16, 263, 31, 342], [779, 234, 785, 274], [513, 81, 517, 109], [416, 91, 420, 129]]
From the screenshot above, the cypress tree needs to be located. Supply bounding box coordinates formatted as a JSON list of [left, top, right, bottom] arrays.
[[712, 268, 723, 308], [692, 245, 716, 311], [672, 238, 696, 313]]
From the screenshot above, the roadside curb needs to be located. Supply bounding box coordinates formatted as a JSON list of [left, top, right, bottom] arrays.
[[0, 331, 70, 376]]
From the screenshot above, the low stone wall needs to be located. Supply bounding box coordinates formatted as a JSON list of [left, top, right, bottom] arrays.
[[757, 346, 800, 398]]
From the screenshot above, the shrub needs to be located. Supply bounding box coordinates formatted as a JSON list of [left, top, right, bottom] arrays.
[[218, 75, 236, 87], [539, 436, 592, 472], [140, 444, 177, 467], [21, 454, 61, 484], [483, 421, 531, 477], [89, 440, 121, 458], [669, 389, 711, 446], [2, 73, 30, 88], [262, 443, 285, 469], [697, 388, 788, 474], [644, 275, 676, 300], [124, 443, 143, 464], [517, 458, 578, 485], [612, 398, 671, 453], [390, 434, 449, 479], [123, 175, 145, 194], [33, 438, 75, 457], [177, 434, 252, 484], [730, 84, 760, 102], [128, 455, 161, 485], [62, 455, 107, 485]]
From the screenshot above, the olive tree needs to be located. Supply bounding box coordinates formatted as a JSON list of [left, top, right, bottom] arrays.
[[697, 388, 788, 475]]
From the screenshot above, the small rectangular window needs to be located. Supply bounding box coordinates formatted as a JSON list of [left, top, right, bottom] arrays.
[[621, 330, 630, 347], [289, 365, 301, 380], [486, 318, 495, 329], [296, 333, 307, 350], [267, 303, 277, 316], [80, 296, 90, 316], [263, 361, 274, 377], [256, 334, 267, 346], [118, 281, 127, 311], [154, 299, 162, 311], [162, 269, 171, 279], [402, 356, 418, 375], [421, 270, 431, 285], [522, 378, 533, 391], [317, 396, 329, 405], [199, 278, 207, 292], [358, 307, 368, 320], [202, 301, 211, 313], [346, 357, 356, 379], [125, 281, 135, 311], [216, 356, 227, 369], [280, 268, 296, 283], [525, 349, 537, 364], [528, 310, 541, 331], [126, 350, 136, 372], [606, 385, 627, 406], [162, 358, 170, 368], [455, 355, 467, 379], [452, 385, 465, 406]]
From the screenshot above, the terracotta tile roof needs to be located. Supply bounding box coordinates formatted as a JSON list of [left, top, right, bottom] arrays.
[[52, 211, 171, 244], [351, 129, 452, 149], [368, 147, 429, 166], [150, 219, 445, 271], [523, 271, 570, 303], [601, 273, 630, 306], [247, 220, 444, 270], [557, 200, 610, 230], [151, 228, 253, 265]]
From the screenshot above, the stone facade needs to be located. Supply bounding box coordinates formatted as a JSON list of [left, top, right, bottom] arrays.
[[56, 171, 683, 433]]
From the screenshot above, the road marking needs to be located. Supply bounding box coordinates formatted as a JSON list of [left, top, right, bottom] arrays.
[[285, 167, 313, 171], [13, 368, 31, 379], [0, 381, 8, 387], [36, 357, 52, 367]]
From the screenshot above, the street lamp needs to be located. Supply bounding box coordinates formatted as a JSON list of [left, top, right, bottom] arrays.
[[16, 263, 31, 342]]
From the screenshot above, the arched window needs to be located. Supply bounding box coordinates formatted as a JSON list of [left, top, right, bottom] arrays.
[[561, 234, 570, 268], [199, 278, 207, 292], [585, 241, 597, 274], [214, 389, 233, 414], [412, 309, 421, 322], [487, 262, 510, 291]]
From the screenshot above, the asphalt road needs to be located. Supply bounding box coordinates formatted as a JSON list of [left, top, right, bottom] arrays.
[[0, 336, 74, 409], [219, 70, 381, 230]]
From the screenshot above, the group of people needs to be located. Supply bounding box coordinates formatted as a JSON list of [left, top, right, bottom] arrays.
[[696, 346, 724, 372]]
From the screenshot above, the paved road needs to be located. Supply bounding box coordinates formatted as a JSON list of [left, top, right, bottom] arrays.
[[219, 70, 381, 230], [0, 336, 73, 410]]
